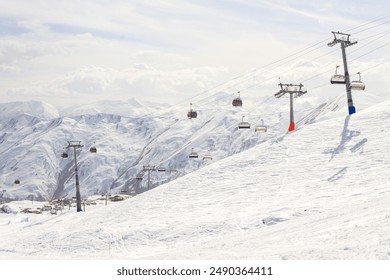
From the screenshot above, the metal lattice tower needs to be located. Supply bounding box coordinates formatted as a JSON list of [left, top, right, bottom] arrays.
[[275, 81, 307, 132], [142, 165, 156, 190], [138, 165, 177, 191], [328, 31, 358, 115], [66, 141, 84, 212]]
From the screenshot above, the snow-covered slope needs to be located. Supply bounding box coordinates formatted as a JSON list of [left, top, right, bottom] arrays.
[[1, 96, 389, 259], [0, 100, 59, 121], [0, 92, 307, 201], [0, 89, 386, 201]]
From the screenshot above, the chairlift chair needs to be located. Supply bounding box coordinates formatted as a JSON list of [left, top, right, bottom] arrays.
[[189, 148, 199, 159], [136, 175, 143, 180], [187, 103, 198, 119], [330, 65, 346, 84], [238, 116, 250, 129], [350, 72, 365, 91], [255, 119, 267, 132], [157, 167, 166, 172], [203, 150, 213, 160]]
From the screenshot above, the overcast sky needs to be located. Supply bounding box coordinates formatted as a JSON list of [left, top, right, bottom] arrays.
[[0, 0, 389, 107]]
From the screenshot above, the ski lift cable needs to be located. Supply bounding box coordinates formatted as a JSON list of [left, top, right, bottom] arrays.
[[153, 46, 377, 120], [301, 64, 337, 83], [243, 32, 390, 91], [351, 19, 390, 35], [128, 14, 390, 121], [190, 15, 389, 102], [222, 43, 331, 93], [173, 38, 331, 108], [150, 28, 390, 163], [275, 21, 390, 90], [307, 82, 330, 91], [251, 38, 390, 93], [137, 35, 337, 119], [345, 14, 390, 33], [306, 57, 390, 93], [241, 55, 390, 126], [222, 39, 332, 91], [348, 31, 390, 56], [302, 33, 390, 85], [205, 15, 390, 133], [350, 41, 390, 62], [359, 58, 390, 73], [241, 48, 339, 92], [224, 42, 385, 122], [189, 39, 332, 104], [356, 29, 390, 43], [240, 18, 390, 92], [255, 39, 331, 69]]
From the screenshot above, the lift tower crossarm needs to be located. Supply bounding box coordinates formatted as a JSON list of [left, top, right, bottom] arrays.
[[328, 31, 358, 115], [328, 31, 357, 47]]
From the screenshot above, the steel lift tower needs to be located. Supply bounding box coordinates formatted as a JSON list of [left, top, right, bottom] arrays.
[[275, 81, 307, 132], [328, 31, 358, 115], [139, 165, 177, 191], [66, 141, 84, 212]]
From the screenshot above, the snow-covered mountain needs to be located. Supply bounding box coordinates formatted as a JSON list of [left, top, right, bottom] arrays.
[[58, 98, 168, 117], [0, 88, 386, 202], [0, 92, 295, 201], [0, 100, 59, 120], [0, 89, 389, 259]]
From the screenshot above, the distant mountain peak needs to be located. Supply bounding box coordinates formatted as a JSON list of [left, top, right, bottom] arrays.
[[0, 100, 59, 121]]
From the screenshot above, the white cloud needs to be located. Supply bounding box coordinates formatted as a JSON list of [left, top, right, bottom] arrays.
[[0, 38, 60, 71], [0, 0, 389, 107], [4, 64, 229, 106]]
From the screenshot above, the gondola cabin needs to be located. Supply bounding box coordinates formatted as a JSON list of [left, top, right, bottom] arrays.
[[14, 179, 20, 185], [61, 152, 69, 159], [232, 97, 242, 107], [232, 91, 243, 107], [187, 110, 197, 119], [187, 103, 197, 119], [90, 146, 97, 153], [189, 148, 199, 159]]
